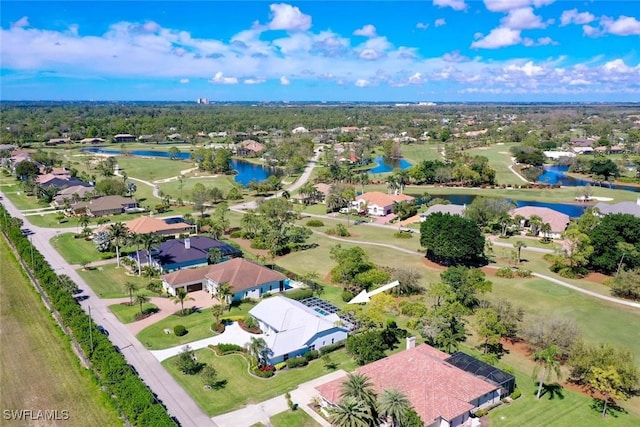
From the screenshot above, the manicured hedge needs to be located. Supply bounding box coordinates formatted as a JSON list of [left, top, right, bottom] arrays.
[[0, 207, 175, 427]]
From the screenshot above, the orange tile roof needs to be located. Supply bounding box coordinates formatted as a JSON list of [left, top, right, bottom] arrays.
[[315, 344, 497, 424], [205, 258, 286, 293], [124, 216, 191, 235], [510, 206, 570, 233], [356, 191, 414, 207]]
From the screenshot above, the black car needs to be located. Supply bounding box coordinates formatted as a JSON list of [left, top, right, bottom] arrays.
[[97, 325, 109, 336]]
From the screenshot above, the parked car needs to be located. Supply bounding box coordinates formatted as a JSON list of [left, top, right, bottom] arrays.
[[97, 325, 109, 336]]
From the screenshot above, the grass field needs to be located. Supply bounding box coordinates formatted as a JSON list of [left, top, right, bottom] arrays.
[[467, 143, 523, 186], [163, 347, 357, 416], [109, 302, 158, 324], [50, 232, 108, 265], [2, 186, 51, 210], [116, 157, 194, 182], [270, 410, 320, 427], [0, 238, 121, 426], [400, 143, 444, 164], [158, 175, 242, 202], [77, 264, 160, 298]]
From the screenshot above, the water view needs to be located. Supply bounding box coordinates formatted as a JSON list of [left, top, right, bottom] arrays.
[[82, 147, 274, 186], [369, 156, 412, 174], [434, 194, 588, 218], [538, 165, 640, 193]]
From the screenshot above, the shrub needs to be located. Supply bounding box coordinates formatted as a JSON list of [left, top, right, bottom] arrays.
[[515, 269, 532, 278], [211, 322, 225, 333], [286, 288, 313, 301], [274, 362, 287, 371], [304, 350, 320, 361], [335, 224, 350, 237], [253, 365, 275, 378], [510, 388, 522, 399], [174, 325, 187, 336], [250, 239, 269, 250], [319, 341, 346, 355], [496, 267, 514, 278], [214, 343, 245, 354], [306, 219, 324, 227], [229, 230, 242, 238], [474, 408, 488, 418], [341, 291, 354, 302], [393, 231, 413, 239], [286, 357, 308, 369]]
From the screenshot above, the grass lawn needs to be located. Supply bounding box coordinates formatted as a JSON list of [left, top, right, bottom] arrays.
[[163, 347, 357, 416], [77, 263, 159, 298], [50, 232, 106, 265], [137, 300, 257, 349], [2, 187, 51, 210], [493, 235, 561, 251], [0, 238, 121, 426], [109, 302, 158, 324], [467, 143, 523, 186], [117, 157, 194, 182], [158, 175, 241, 202], [270, 410, 321, 427], [401, 143, 444, 164]]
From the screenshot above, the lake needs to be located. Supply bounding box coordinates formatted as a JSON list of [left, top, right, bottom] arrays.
[[538, 165, 640, 193], [433, 194, 588, 218], [369, 156, 412, 174], [82, 147, 274, 186]]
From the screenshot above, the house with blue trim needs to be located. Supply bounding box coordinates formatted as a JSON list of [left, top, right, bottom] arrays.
[[249, 296, 349, 365], [135, 236, 242, 272]]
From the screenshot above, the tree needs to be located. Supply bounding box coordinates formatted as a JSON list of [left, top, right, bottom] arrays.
[[475, 307, 507, 354], [588, 214, 640, 274], [245, 336, 268, 366], [609, 268, 640, 300], [172, 288, 194, 316], [208, 247, 223, 265], [532, 344, 562, 400], [175, 345, 201, 375], [200, 365, 218, 388], [329, 397, 374, 427], [77, 213, 90, 233], [191, 183, 210, 216], [588, 366, 628, 417], [378, 388, 411, 427], [15, 160, 40, 180], [513, 240, 527, 263], [217, 282, 233, 311], [140, 233, 161, 268], [340, 373, 378, 419], [563, 226, 594, 272], [615, 242, 639, 276], [93, 230, 112, 252], [168, 146, 181, 160], [540, 222, 552, 243], [123, 281, 137, 306], [440, 266, 492, 309], [330, 245, 374, 291], [463, 197, 515, 228], [95, 178, 127, 196], [346, 331, 387, 365], [108, 222, 130, 267], [126, 181, 137, 197], [420, 213, 485, 266], [211, 304, 225, 327], [134, 292, 149, 316], [520, 315, 580, 358]]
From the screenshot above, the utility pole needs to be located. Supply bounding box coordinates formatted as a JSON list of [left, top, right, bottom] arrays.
[[88, 305, 94, 354]]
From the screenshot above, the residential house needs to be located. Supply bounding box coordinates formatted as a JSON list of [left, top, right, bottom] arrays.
[[237, 139, 265, 156], [36, 174, 87, 189], [292, 126, 309, 134], [113, 134, 136, 143], [509, 206, 570, 239], [420, 204, 466, 221], [572, 146, 594, 154], [570, 138, 595, 148], [248, 296, 349, 364], [46, 137, 71, 145], [53, 185, 95, 207], [167, 133, 182, 141], [73, 195, 137, 217], [315, 341, 502, 427], [80, 137, 106, 144], [137, 236, 242, 273], [352, 191, 415, 216], [594, 198, 640, 219], [160, 257, 285, 298], [95, 215, 193, 238]]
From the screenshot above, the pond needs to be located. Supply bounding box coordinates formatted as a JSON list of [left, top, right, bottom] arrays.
[[537, 165, 640, 193], [432, 194, 588, 218], [82, 147, 274, 186], [369, 156, 412, 174]]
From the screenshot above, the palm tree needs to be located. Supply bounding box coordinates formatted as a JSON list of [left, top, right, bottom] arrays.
[[140, 233, 161, 268], [356, 172, 370, 195], [281, 190, 290, 200], [123, 281, 137, 305], [378, 388, 411, 427], [172, 288, 194, 316], [529, 215, 543, 237], [77, 213, 90, 233], [329, 397, 373, 427], [208, 247, 223, 265], [540, 222, 552, 242], [129, 233, 144, 275], [385, 175, 399, 195], [211, 304, 225, 327], [513, 240, 527, 263], [134, 292, 149, 316], [340, 373, 378, 420], [532, 344, 562, 400], [245, 336, 268, 367], [108, 222, 130, 267], [217, 282, 234, 311]]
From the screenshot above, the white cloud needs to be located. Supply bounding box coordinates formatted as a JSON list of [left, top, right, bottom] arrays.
[[603, 59, 633, 73], [501, 7, 548, 30], [280, 75, 290, 85], [244, 77, 266, 84], [505, 61, 544, 76], [416, 22, 429, 30], [435, 19, 447, 27], [355, 79, 370, 87], [353, 24, 377, 37], [11, 16, 29, 29], [471, 27, 521, 49], [267, 3, 312, 32], [560, 9, 595, 26], [211, 72, 238, 84], [483, 0, 554, 13], [582, 25, 602, 38], [442, 50, 470, 62], [409, 72, 425, 84], [359, 49, 383, 60], [433, 0, 466, 11], [179, 78, 189, 84], [600, 15, 640, 36]]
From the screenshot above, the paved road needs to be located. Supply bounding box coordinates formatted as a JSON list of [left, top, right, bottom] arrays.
[[1, 191, 217, 427]]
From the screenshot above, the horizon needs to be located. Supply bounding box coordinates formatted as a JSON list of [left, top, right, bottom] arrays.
[[2, 1, 640, 102]]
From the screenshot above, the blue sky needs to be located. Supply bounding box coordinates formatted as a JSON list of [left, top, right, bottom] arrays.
[[1, 1, 639, 102]]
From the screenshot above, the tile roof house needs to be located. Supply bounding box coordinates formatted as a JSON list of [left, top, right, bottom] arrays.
[[510, 206, 570, 239], [352, 191, 415, 216], [161, 257, 285, 298], [113, 134, 136, 142], [115, 215, 193, 237], [594, 199, 640, 218], [36, 174, 89, 189], [237, 139, 265, 156], [72, 195, 137, 217], [80, 137, 106, 144], [249, 296, 349, 364], [53, 185, 95, 207], [315, 343, 501, 427], [420, 204, 466, 221], [138, 236, 242, 273]]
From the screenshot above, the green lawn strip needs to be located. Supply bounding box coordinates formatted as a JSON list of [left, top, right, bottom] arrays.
[[162, 347, 357, 416], [0, 238, 121, 427], [158, 175, 240, 202], [493, 235, 561, 251], [400, 143, 444, 164], [136, 300, 256, 349], [270, 410, 321, 427], [109, 302, 158, 324], [117, 157, 194, 182], [467, 143, 523, 186], [2, 187, 51, 210], [50, 232, 106, 264], [77, 263, 159, 298]]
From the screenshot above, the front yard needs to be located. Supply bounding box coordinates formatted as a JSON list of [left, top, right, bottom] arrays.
[[109, 302, 159, 324], [163, 347, 357, 416], [77, 263, 160, 298]]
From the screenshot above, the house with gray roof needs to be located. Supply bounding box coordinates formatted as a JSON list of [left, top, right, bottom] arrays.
[[594, 199, 640, 219], [72, 195, 137, 217], [420, 204, 466, 221], [249, 296, 349, 364]]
